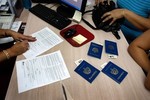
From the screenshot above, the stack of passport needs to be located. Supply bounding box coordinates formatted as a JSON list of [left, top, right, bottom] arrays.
[[74, 60, 100, 83], [105, 40, 118, 58], [87, 42, 103, 59], [75, 60, 128, 84], [102, 61, 128, 84], [74, 40, 127, 84]]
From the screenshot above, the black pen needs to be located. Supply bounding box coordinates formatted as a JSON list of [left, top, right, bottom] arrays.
[[62, 84, 67, 100]]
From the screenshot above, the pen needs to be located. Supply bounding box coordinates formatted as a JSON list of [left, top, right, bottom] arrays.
[[62, 84, 67, 100], [59, 76, 68, 100]]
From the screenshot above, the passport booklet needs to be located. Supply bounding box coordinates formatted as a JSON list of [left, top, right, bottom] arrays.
[[74, 60, 100, 83], [105, 40, 118, 56], [87, 42, 103, 59], [102, 61, 128, 84]]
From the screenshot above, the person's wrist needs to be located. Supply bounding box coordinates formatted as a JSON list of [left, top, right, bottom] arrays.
[[6, 48, 16, 58], [2, 50, 10, 60]]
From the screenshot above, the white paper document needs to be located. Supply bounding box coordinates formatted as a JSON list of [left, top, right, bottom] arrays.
[[23, 27, 63, 58], [16, 50, 70, 93]]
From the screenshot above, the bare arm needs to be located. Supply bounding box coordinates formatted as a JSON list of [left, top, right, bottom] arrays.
[[128, 29, 150, 90], [0, 29, 36, 62], [123, 9, 150, 31], [128, 29, 150, 72], [0, 29, 22, 38], [102, 9, 150, 31], [0, 41, 29, 62], [0, 29, 36, 41], [0, 29, 9, 38]]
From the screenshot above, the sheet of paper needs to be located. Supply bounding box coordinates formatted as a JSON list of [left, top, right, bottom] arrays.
[[16, 50, 70, 93], [23, 27, 63, 58]]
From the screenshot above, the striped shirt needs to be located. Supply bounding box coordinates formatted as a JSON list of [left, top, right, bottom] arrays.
[[117, 0, 150, 41]]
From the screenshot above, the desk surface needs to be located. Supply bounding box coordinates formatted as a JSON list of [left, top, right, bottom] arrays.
[[5, 7, 150, 100]]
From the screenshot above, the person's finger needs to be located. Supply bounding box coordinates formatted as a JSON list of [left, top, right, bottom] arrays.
[[109, 18, 116, 25], [101, 12, 111, 19], [102, 15, 112, 22], [20, 36, 36, 41], [25, 36, 36, 41], [22, 40, 30, 50], [108, 0, 110, 5], [23, 40, 29, 45]]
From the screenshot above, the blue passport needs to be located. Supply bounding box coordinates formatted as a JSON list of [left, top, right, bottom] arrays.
[[74, 60, 100, 83], [102, 61, 128, 84], [105, 40, 118, 55], [87, 42, 103, 59]]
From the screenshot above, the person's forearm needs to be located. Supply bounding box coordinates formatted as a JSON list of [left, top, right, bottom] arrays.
[[128, 44, 150, 72], [0, 29, 13, 38], [124, 9, 150, 31], [0, 50, 10, 62], [0, 48, 16, 62], [0, 29, 7, 38]]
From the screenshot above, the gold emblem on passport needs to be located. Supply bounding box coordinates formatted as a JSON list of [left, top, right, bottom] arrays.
[[92, 47, 99, 53], [110, 68, 118, 75], [108, 45, 114, 50], [83, 67, 91, 74]]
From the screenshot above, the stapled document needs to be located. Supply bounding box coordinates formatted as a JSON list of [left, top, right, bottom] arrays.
[[16, 50, 70, 93], [23, 27, 63, 58]]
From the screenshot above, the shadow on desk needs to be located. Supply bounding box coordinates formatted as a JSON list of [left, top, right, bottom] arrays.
[[0, 42, 16, 100]]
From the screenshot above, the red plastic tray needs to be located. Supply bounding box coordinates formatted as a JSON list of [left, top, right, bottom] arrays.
[[60, 24, 94, 47]]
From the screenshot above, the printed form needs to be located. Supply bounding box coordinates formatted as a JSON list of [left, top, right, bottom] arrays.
[[16, 50, 70, 93], [23, 27, 63, 58]]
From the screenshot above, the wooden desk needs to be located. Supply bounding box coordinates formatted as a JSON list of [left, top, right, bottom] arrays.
[[5, 10, 150, 100]]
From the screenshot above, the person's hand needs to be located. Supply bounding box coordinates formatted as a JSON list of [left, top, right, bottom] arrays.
[[7, 40, 29, 57], [101, 9, 125, 25], [6, 30, 36, 42], [95, 0, 111, 5]]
